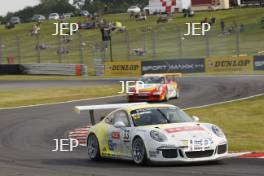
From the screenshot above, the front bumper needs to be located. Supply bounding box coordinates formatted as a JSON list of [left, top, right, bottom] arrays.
[[148, 143, 228, 163]]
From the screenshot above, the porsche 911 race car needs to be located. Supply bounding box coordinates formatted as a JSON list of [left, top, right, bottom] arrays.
[[75, 103, 228, 165], [127, 74, 181, 102]]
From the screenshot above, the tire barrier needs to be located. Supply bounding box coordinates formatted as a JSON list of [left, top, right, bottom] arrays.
[[0, 64, 23, 75], [21, 64, 88, 76]]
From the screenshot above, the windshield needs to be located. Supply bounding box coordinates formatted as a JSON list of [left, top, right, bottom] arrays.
[[140, 76, 165, 84], [131, 107, 194, 126]]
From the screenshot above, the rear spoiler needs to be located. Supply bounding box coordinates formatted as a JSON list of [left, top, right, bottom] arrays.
[[75, 103, 147, 125], [143, 73, 183, 77], [164, 73, 183, 77]]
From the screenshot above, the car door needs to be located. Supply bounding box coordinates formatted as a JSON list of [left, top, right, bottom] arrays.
[[106, 110, 132, 158]]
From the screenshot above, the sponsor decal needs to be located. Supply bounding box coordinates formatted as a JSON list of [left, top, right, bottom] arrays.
[[187, 138, 213, 151], [123, 130, 130, 142], [104, 61, 141, 76], [206, 56, 253, 73], [142, 59, 205, 74], [108, 140, 117, 151], [254, 56, 264, 71], [165, 126, 204, 133], [112, 132, 120, 139]]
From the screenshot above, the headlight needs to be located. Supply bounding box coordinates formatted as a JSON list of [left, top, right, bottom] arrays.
[[212, 125, 224, 137], [150, 130, 167, 142]]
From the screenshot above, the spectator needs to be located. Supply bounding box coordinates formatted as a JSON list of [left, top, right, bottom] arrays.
[[201, 17, 208, 24], [210, 17, 216, 25], [5, 22, 15, 29], [240, 24, 245, 32], [31, 24, 40, 36], [220, 20, 225, 33], [130, 11, 134, 19]]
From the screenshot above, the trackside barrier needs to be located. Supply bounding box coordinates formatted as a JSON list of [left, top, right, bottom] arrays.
[[104, 61, 141, 76], [253, 56, 264, 71], [205, 56, 254, 73], [0, 64, 23, 75], [141, 58, 205, 74], [21, 64, 88, 76]]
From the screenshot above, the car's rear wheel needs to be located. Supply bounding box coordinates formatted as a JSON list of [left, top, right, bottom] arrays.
[[132, 137, 147, 165], [176, 89, 180, 99], [87, 134, 101, 161], [163, 88, 169, 101]]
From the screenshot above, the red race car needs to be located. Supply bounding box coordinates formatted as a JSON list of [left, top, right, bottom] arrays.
[[127, 73, 181, 102]]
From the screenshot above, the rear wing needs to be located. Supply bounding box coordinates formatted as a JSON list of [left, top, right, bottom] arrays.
[[163, 73, 183, 77], [143, 73, 183, 87], [75, 103, 147, 125], [143, 73, 183, 77]]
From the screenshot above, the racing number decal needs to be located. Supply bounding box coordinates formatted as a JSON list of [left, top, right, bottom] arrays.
[[123, 130, 130, 142]]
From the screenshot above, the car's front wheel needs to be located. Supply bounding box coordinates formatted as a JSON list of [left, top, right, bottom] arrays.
[[87, 134, 101, 161], [132, 137, 147, 165]]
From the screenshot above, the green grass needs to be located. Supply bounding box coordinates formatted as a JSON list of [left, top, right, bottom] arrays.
[[0, 85, 121, 108], [0, 8, 264, 75], [186, 95, 264, 152]]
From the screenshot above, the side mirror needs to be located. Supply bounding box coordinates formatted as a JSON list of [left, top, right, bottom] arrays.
[[192, 116, 200, 122], [114, 121, 126, 128]]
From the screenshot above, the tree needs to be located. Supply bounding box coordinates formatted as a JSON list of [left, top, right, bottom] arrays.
[[3, 0, 76, 22], [73, 0, 85, 9]]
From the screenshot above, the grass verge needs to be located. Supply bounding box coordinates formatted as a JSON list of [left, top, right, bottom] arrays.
[[186, 95, 264, 152], [0, 85, 121, 108], [0, 71, 263, 81]]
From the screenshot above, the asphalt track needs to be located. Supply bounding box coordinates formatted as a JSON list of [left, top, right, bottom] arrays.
[[0, 76, 264, 176]]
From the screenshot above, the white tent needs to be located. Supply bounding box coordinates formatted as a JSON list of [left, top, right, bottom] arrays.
[[147, 0, 191, 14]]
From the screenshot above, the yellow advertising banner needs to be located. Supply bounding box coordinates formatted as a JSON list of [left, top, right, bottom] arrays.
[[205, 56, 254, 73], [104, 61, 141, 76]]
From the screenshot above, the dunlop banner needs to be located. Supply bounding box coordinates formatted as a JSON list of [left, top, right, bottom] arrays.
[[206, 56, 253, 73], [104, 61, 141, 76]]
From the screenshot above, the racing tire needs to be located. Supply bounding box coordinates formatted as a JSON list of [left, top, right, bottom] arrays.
[[87, 134, 101, 161], [176, 89, 180, 99], [132, 137, 148, 165], [163, 88, 169, 102]]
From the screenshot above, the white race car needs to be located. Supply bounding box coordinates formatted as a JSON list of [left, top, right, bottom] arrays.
[[75, 103, 228, 165]]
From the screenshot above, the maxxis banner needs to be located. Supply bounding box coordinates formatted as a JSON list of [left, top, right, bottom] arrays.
[[254, 56, 264, 71], [104, 61, 141, 76], [205, 56, 254, 73]]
